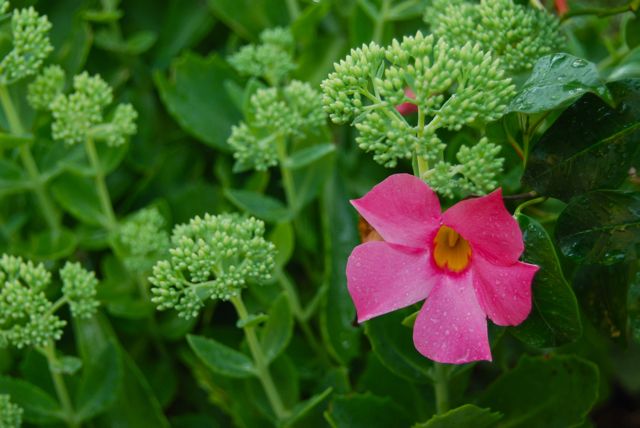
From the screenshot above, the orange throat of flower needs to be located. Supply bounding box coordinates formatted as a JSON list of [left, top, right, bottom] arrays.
[[433, 225, 471, 273]]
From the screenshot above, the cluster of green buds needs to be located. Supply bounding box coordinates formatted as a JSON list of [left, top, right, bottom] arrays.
[[149, 213, 276, 319], [228, 80, 326, 171], [229, 27, 295, 86], [425, 0, 564, 73], [0, 394, 22, 428], [0, 255, 100, 349], [322, 31, 512, 196], [0, 3, 53, 84], [27, 69, 138, 147], [116, 206, 170, 275]]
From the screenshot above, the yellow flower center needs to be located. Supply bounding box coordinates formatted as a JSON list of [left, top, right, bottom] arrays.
[[433, 225, 471, 273]]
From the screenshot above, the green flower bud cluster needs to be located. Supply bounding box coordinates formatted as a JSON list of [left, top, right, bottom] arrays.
[[0, 255, 64, 348], [425, 0, 564, 73], [0, 7, 53, 83], [228, 80, 326, 171], [47, 72, 137, 146], [0, 394, 22, 428], [229, 27, 295, 85], [149, 213, 276, 319], [322, 31, 514, 171], [59, 262, 99, 319], [0, 255, 101, 349], [0, 1, 9, 15], [117, 207, 170, 274], [27, 65, 65, 110], [424, 137, 503, 198]]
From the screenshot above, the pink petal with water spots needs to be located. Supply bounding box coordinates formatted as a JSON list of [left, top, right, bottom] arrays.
[[351, 174, 441, 249], [347, 241, 436, 322], [413, 273, 491, 364], [443, 189, 523, 265], [472, 254, 538, 326]]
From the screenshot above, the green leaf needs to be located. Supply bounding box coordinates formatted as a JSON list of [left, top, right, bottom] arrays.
[[608, 46, 640, 81], [50, 172, 106, 226], [511, 215, 582, 347], [0, 376, 63, 424], [555, 190, 640, 264], [260, 293, 293, 363], [509, 53, 611, 113], [574, 263, 633, 342], [364, 308, 432, 384], [269, 222, 294, 268], [284, 143, 336, 169], [51, 355, 82, 375], [523, 79, 640, 201], [0, 158, 28, 196], [22, 228, 78, 261], [236, 312, 269, 328], [75, 341, 122, 421], [414, 404, 502, 428], [0, 132, 31, 149], [284, 387, 333, 427], [478, 355, 599, 428], [325, 393, 411, 428], [224, 188, 290, 222], [154, 53, 242, 150], [73, 316, 123, 421], [187, 334, 256, 378], [291, 149, 335, 210], [206, 0, 288, 40], [320, 170, 361, 364]]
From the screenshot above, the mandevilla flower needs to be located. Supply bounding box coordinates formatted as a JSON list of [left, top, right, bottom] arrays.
[[346, 174, 538, 364]]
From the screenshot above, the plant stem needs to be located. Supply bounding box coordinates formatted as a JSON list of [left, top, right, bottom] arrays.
[[560, 0, 640, 22], [433, 362, 449, 415], [285, 0, 300, 21], [514, 196, 547, 217], [277, 270, 331, 366], [372, 0, 390, 44], [230, 295, 288, 421], [0, 84, 61, 234], [415, 107, 429, 177], [43, 342, 79, 428], [276, 137, 297, 212], [84, 136, 117, 231]]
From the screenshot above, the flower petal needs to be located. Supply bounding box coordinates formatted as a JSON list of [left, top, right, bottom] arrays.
[[472, 254, 539, 326], [351, 174, 441, 248], [347, 241, 436, 322], [442, 189, 523, 265], [413, 273, 491, 364]]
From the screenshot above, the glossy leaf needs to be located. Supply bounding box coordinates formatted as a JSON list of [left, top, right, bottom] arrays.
[[574, 262, 633, 341], [187, 334, 256, 378], [364, 308, 433, 384], [325, 393, 411, 428], [555, 190, 640, 264], [260, 293, 293, 363], [415, 404, 501, 428], [509, 53, 611, 113], [320, 170, 361, 364], [154, 53, 241, 149], [511, 215, 582, 347], [523, 79, 640, 201], [224, 188, 290, 222], [478, 355, 599, 428], [0, 376, 62, 424]]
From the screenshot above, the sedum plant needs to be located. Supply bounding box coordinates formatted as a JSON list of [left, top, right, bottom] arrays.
[[0, 394, 22, 428], [322, 31, 512, 197], [149, 213, 275, 319], [425, 0, 564, 73]]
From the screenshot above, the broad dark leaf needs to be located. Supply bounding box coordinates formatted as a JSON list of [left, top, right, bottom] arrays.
[[523, 79, 640, 201], [325, 393, 411, 428], [555, 190, 640, 264], [415, 404, 501, 428], [511, 215, 582, 347]]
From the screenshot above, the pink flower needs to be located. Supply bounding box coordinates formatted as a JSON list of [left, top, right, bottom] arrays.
[[346, 174, 538, 364], [396, 88, 418, 115]]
